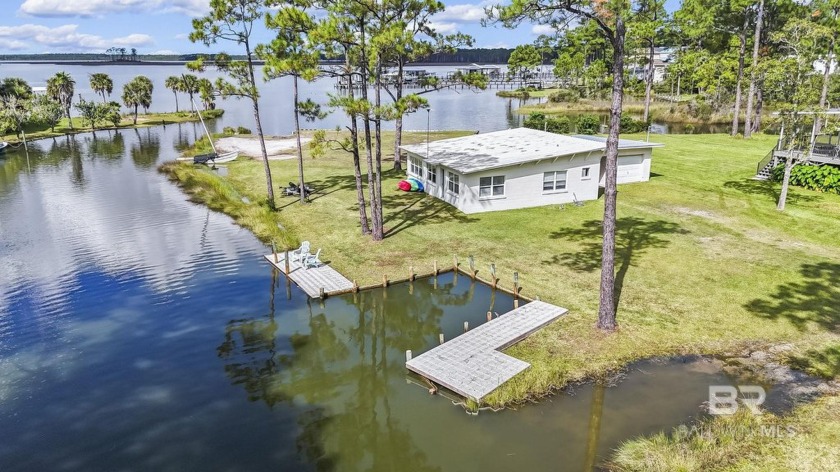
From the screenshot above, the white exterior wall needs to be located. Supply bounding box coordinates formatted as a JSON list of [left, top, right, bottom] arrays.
[[406, 152, 602, 214], [612, 149, 653, 185]]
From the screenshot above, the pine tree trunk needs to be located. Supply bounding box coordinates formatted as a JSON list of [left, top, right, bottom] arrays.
[[372, 54, 384, 241], [359, 16, 380, 240], [752, 86, 763, 134], [245, 40, 275, 209], [732, 29, 747, 136], [346, 59, 370, 235], [597, 19, 625, 331], [293, 75, 306, 205], [597, 17, 626, 332], [393, 59, 405, 171], [744, 0, 765, 139], [642, 39, 654, 123]]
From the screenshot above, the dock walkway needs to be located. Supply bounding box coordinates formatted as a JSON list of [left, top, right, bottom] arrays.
[[406, 300, 567, 402], [264, 253, 354, 298]]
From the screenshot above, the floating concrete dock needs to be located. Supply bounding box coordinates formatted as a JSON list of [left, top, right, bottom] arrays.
[[264, 253, 354, 298], [406, 300, 567, 402]]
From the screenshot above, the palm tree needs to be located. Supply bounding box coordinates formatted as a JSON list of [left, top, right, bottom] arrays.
[[47, 71, 75, 129], [164, 75, 183, 112], [122, 75, 153, 124], [89, 73, 113, 103], [0, 78, 32, 100], [197, 78, 215, 110], [180, 74, 200, 112]]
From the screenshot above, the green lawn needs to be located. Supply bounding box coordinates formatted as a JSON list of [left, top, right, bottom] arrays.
[[161, 131, 840, 410]]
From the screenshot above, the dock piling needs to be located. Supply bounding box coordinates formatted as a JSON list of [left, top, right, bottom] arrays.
[[284, 250, 290, 275], [439, 333, 445, 344]]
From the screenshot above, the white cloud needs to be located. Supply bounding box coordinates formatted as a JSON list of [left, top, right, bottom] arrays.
[[150, 49, 179, 55], [0, 38, 29, 50], [428, 22, 458, 35], [174, 33, 190, 40], [0, 24, 153, 52], [432, 2, 495, 23], [532, 24, 557, 36], [19, 0, 209, 18]]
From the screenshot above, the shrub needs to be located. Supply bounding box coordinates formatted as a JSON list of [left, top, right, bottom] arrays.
[[223, 126, 236, 134], [576, 114, 600, 134], [523, 112, 547, 130], [236, 126, 252, 135], [524, 113, 572, 134], [687, 100, 713, 121], [619, 115, 646, 133], [548, 88, 580, 103], [545, 116, 571, 133], [771, 164, 840, 194], [684, 123, 695, 134]]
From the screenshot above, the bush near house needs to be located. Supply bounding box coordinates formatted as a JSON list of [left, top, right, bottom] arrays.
[[576, 114, 600, 134], [772, 164, 840, 194]]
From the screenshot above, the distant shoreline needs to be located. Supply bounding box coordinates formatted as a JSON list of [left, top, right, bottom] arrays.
[[0, 60, 498, 67]]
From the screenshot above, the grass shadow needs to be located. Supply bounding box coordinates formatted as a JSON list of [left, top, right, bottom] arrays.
[[381, 192, 479, 237], [788, 345, 840, 379], [745, 262, 840, 333], [544, 217, 689, 307], [723, 179, 820, 204]]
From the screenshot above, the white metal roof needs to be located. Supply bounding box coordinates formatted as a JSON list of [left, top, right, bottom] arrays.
[[400, 128, 661, 174], [572, 134, 665, 150]]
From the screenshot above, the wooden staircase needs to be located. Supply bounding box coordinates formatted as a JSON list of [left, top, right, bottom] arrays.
[[754, 148, 777, 181]]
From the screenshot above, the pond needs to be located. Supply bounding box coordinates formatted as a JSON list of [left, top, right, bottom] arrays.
[[1, 128, 781, 471]]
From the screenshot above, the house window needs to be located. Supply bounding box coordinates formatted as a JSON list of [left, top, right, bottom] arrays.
[[479, 176, 505, 198], [543, 171, 567, 192], [447, 171, 460, 194], [427, 165, 437, 184], [409, 158, 423, 177], [581, 167, 591, 179]]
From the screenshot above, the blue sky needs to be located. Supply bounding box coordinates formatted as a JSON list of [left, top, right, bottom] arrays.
[[1, 0, 680, 55]]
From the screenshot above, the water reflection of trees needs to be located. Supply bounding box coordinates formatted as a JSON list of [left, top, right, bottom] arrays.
[[130, 128, 161, 168], [86, 130, 126, 161], [216, 272, 465, 471]]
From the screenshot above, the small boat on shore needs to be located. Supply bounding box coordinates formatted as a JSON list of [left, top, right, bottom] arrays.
[[0, 142, 8, 153], [193, 150, 238, 165], [187, 98, 239, 166]]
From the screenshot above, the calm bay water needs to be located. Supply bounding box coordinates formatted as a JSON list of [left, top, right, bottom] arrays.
[[1, 64, 525, 134], [1, 83, 741, 470]]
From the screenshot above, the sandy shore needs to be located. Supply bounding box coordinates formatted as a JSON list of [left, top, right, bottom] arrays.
[[215, 136, 311, 160]]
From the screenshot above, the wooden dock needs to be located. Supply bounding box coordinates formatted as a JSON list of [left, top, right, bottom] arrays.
[[263, 253, 355, 298], [406, 300, 567, 402]]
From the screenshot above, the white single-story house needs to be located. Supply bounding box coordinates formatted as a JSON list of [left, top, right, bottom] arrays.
[[399, 127, 662, 214]]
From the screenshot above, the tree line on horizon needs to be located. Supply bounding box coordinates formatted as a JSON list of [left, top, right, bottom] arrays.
[[0, 48, 525, 64]]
